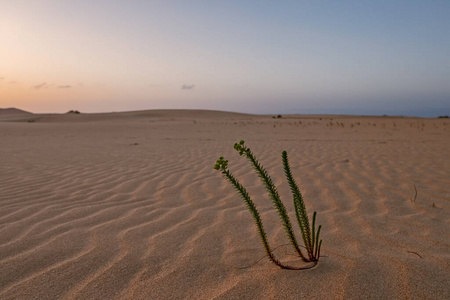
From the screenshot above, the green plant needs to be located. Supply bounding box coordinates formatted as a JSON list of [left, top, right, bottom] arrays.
[[214, 140, 322, 270]]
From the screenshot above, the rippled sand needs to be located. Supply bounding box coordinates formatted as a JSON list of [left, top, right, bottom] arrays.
[[1, 110, 449, 299]]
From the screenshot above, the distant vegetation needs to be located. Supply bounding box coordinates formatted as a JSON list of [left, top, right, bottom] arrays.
[[67, 110, 81, 114]]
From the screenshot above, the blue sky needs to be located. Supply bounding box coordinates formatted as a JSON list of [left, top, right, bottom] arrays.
[[1, 0, 449, 116]]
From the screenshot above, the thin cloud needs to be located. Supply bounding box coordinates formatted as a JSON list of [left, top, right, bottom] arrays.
[[182, 84, 195, 90], [33, 82, 47, 90], [57, 85, 72, 89]]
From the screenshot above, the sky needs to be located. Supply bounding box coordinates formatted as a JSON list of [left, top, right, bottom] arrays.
[[1, 0, 449, 116]]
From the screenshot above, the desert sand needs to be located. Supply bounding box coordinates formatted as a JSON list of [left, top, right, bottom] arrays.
[[0, 109, 449, 299]]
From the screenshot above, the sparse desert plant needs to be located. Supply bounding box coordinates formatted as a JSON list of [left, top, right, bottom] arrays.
[[67, 110, 80, 114], [214, 140, 322, 269]]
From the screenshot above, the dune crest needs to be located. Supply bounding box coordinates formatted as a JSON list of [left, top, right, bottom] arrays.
[[0, 108, 33, 115]]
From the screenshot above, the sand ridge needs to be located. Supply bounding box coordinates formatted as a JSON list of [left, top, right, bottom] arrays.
[[0, 110, 449, 299]]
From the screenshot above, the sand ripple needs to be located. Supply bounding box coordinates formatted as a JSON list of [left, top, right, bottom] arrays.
[[1, 112, 449, 299]]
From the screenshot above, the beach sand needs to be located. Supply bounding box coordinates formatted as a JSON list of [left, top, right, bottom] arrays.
[[1, 109, 449, 299]]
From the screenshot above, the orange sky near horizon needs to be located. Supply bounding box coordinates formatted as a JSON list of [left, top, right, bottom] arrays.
[[1, 1, 449, 116]]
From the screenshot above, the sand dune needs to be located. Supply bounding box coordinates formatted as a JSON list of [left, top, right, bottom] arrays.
[[0, 108, 34, 122], [0, 110, 449, 299], [0, 108, 33, 115]]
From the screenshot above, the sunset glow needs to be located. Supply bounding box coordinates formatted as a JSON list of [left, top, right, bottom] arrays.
[[1, 1, 449, 116]]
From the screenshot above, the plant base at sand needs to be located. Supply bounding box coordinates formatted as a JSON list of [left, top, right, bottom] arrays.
[[214, 140, 322, 270]]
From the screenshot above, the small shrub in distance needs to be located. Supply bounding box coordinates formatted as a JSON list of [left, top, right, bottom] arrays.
[[67, 110, 81, 114]]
